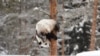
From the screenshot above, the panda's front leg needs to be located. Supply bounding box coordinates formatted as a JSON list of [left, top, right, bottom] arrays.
[[46, 32, 57, 41]]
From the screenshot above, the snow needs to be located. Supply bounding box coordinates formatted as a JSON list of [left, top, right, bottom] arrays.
[[76, 50, 100, 56], [33, 7, 39, 10], [74, 44, 79, 50], [0, 46, 8, 55], [77, 36, 80, 39]]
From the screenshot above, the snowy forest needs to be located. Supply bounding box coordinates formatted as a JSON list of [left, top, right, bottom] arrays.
[[0, 0, 100, 56]]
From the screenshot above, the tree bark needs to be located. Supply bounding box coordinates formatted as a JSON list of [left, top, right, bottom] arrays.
[[90, 0, 98, 51], [49, 0, 57, 56]]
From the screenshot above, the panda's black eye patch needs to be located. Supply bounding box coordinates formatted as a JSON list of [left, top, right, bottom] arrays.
[[38, 42, 42, 45], [45, 43, 47, 45]]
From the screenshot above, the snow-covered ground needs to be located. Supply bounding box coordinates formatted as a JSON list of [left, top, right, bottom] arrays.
[[76, 50, 100, 56]]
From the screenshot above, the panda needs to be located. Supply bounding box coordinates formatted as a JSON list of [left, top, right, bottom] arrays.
[[35, 19, 59, 48]]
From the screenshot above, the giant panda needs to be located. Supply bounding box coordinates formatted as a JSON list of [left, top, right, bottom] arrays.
[[35, 19, 59, 48]]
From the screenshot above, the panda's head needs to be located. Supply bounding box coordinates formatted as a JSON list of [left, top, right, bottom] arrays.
[[35, 19, 59, 48], [35, 34, 50, 48]]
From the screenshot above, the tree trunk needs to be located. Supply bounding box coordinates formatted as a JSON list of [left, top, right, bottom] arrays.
[[49, 0, 57, 56], [89, 0, 98, 51]]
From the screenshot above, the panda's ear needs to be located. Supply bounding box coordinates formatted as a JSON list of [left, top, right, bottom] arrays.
[[38, 42, 42, 45]]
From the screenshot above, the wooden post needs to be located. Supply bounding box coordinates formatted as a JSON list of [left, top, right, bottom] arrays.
[[89, 0, 98, 51], [49, 0, 57, 56]]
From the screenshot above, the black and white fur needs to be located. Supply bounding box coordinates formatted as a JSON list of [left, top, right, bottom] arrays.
[[35, 19, 59, 48]]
